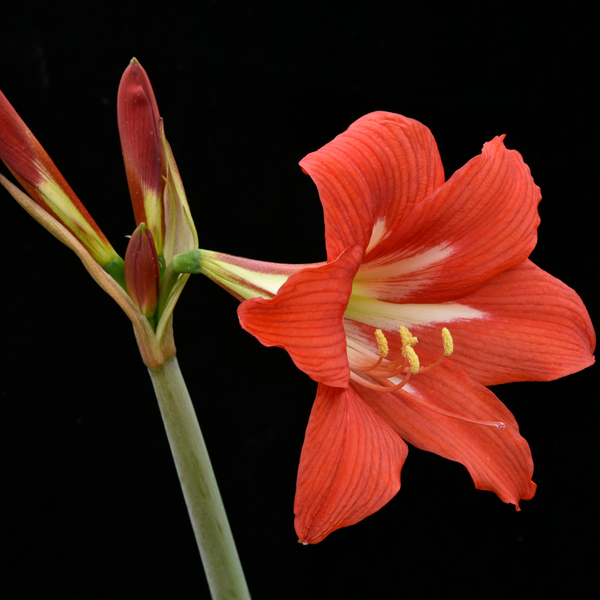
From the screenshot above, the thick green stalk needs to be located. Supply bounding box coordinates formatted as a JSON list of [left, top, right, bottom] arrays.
[[148, 357, 251, 600]]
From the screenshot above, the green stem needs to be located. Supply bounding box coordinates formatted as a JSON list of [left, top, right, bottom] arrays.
[[148, 357, 251, 600]]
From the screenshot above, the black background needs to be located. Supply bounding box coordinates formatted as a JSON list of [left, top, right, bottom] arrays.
[[1, 1, 597, 598]]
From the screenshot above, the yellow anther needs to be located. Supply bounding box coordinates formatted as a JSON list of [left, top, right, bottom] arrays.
[[374, 329, 389, 358], [404, 346, 420, 374], [442, 327, 453, 356], [399, 325, 418, 348]]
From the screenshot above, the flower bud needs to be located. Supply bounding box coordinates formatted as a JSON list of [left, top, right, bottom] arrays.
[[125, 223, 160, 320], [118, 58, 165, 256]]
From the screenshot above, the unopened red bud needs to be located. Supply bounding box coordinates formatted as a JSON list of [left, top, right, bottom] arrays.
[[117, 58, 165, 256], [125, 223, 160, 320]]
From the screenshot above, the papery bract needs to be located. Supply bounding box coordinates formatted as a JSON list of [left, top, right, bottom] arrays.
[[195, 112, 595, 544]]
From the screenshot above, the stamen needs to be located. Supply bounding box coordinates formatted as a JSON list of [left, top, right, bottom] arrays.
[[417, 327, 453, 373], [360, 329, 389, 371], [350, 369, 413, 393], [375, 329, 389, 358], [403, 346, 420, 374], [442, 327, 453, 356], [350, 326, 506, 430], [399, 325, 418, 348], [373, 357, 408, 377]]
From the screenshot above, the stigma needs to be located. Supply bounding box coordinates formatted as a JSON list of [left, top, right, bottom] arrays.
[[349, 326, 505, 430]]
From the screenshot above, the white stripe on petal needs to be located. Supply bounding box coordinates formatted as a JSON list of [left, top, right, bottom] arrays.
[[366, 218, 387, 253], [360, 243, 453, 275], [345, 296, 486, 331], [354, 243, 454, 299]]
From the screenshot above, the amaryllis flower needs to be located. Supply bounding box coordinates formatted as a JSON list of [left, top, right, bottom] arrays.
[[0, 59, 197, 366], [187, 112, 595, 544]]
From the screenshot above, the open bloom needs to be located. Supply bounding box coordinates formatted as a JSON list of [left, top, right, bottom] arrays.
[[0, 59, 197, 366], [193, 112, 595, 543]]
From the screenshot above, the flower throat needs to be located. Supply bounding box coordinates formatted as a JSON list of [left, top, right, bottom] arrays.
[[350, 326, 506, 430]]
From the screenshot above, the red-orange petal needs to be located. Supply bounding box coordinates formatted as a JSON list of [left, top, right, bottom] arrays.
[[422, 259, 596, 386], [356, 352, 536, 508], [238, 246, 362, 388], [355, 136, 541, 303], [300, 111, 445, 262], [294, 383, 407, 544]]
